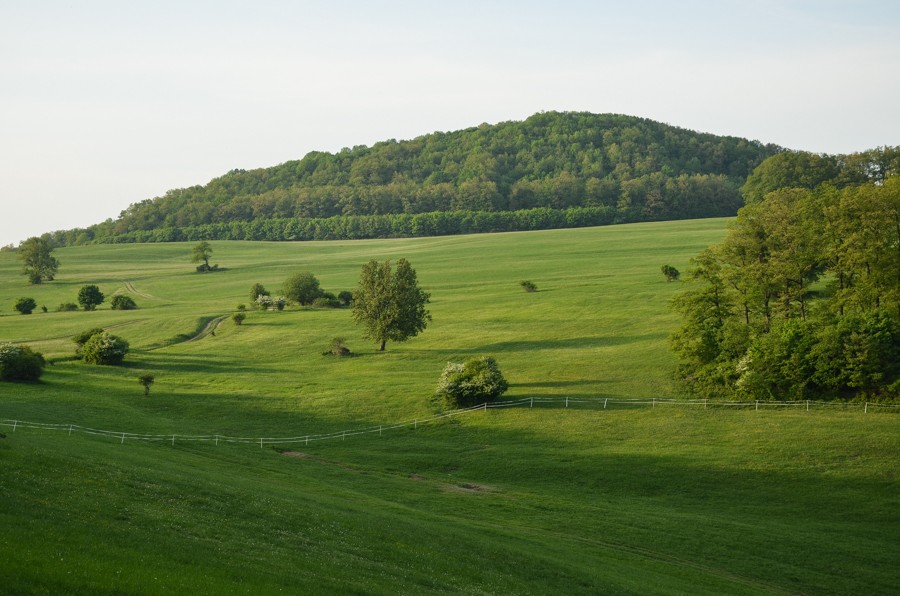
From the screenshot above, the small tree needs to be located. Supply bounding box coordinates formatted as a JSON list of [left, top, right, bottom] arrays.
[[661, 264, 681, 282], [0, 343, 46, 382], [191, 241, 216, 272], [14, 297, 37, 315], [352, 259, 431, 351], [520, 280, 537, 292], [338, 290, 353, 307], [82, 332, 129, 365], [137, 374, 155, 396], [435, 356, 509, 409], [324, 337, 352, 357], [18, 236, 58, 284], [250, 283, 268, 301], [232, 312, 246, 325], [110, 295, 137, 310], [77, 285, 105, 311], [284, 272, 323, 306]]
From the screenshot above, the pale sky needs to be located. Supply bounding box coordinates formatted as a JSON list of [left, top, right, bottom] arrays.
[[1, 0, 898, 247]]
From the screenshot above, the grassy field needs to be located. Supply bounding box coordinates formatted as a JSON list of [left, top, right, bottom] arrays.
[[1, 219, 898, 594]]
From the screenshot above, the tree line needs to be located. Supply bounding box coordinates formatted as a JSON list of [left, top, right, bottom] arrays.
[[47, 112, 782, 245], [671, 152, 900, 401]]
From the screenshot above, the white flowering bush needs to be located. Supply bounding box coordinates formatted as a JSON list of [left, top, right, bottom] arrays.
[[82, 332, 129, 365], [435, 356, 508, 409]]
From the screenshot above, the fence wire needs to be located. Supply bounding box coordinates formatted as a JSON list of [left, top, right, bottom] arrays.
[[1, 398, 897, 448]]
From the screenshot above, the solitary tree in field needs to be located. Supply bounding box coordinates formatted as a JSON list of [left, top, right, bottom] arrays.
[[138, 374, 155, 396], [283, 272, 322, 306], [352, 258, 430, 351], [77, 285, 105, 310], [14, 297, 37, 315], [191, 241, 214, 271], [661, 264, 680, 282], [18, 236, 58, 284]]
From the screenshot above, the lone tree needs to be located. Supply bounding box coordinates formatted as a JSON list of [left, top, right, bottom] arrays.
[[14, 297, 37, 315], [283, 272, 322, 306], [191, 241, 215, 272], [18, 236, 58, 284], [77, 285, 105, 310], [352, 258, 431, 351], [661, 264, 680, 282], [137, 374, 155, 396]]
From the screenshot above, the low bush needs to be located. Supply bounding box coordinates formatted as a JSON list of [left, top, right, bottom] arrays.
[[232, 312, 246, 325], [57, 303, 78, 312], [14, 297, 37, 314], [338, 291, 353, 306], [323, 337, 351, 357], [520, 280, 537, 292], [82, 332, 129, 365], [110, 295, 138, 310], [435, 356, 509, 409], [0, 343, 46, 382], [312, 296, 341, 308]]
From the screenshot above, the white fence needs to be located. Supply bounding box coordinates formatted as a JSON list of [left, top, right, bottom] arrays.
[[1, 398, 897, 448]]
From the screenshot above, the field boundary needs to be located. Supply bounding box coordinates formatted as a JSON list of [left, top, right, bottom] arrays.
[[1, 398, 897, 448]]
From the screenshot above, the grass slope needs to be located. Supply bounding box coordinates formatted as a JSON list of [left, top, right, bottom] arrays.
[[1, 220, 898, 594]]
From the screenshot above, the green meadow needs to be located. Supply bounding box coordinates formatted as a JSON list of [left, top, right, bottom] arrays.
[[1, 219, 898, 594]]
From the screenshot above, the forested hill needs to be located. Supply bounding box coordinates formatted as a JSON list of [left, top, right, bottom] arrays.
[[58, 112, 784, 245]]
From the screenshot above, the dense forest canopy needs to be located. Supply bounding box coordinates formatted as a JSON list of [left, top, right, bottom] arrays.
[[47, 112, 786, 245], [672, 149, 900, 401]]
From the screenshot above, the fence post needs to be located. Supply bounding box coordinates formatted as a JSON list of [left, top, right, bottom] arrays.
[[704, 399, 707, 410], [12, 421, 16, 432], [755, 400, 758, 412], [121, 432, 125, 444], [530, 397, 533, 408], [414, 419, 417, 429], [865, 402, 868, 414], [483, 402, 487, 411], [379, 425, 382, 436], [566, 397, 569, 408], [603, 398, 607, 409], [260, 438, 263, 448], [806, 400, 809, 412], [652, 398, 655, 408], [306, 436, 309, 446], [171, 434, 175, 446], [215, 435, 219, 446], [69, 424, 73, 436], [342, 431, 345, 441]]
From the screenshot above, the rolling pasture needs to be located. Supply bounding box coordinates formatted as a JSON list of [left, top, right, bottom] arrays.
[[1, 220, 897, 594]]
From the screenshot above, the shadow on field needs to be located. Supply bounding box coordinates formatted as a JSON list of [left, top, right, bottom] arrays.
[[124, 354, 281, 376], [412, 334, 661, 358]]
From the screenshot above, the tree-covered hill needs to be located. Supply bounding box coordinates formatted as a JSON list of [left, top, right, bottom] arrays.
[[53, 112, 783, 245]]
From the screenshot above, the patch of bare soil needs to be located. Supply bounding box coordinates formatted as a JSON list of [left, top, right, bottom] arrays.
[[281, 451, 310, 459]]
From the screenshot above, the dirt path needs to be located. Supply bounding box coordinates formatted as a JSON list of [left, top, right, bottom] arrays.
[[114, 280, 155, 299], [183, 315, 228, 343]]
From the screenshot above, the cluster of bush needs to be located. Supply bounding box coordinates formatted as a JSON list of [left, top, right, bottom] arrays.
[[246, 277, 352, 313], [13, 286, 138, 315], [74, 328, 130, 365], [0, 343, 46, 382]]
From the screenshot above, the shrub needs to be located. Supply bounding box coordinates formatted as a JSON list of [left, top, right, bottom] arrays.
[[273, 296, 287, 311], [312, 296, 341, 308], [138, 374, 155, 396], [110, 295, 138, 310], [0, 343, 46, 382], [250, 283, 268, 301], [14, 297, 37, 314], [82, 332, 129, 365], [57, 302, 78, 312], [236, 303, 246, 312], [520, 280, 537, 292], [338, 290, 353, 307], [255, 295, 273, 310], [77, 284, 105, 310], [41, 305, 48, 313], [323, 337, 352, 357], [284, 272, 322, 305], [435, 356, 509, 409], [232, 312, 246, 325], [73, 328, 105, 352], [661, 264, 680, 281]]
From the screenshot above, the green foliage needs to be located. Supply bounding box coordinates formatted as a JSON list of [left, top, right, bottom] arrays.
[[17, 236, 58, 283], [0, 343, 45, 381], [49, 112, 786, 246], [191, 241, 213, 269], [81, 332, 129, 365], [283, 272, 322, 305], [673, 174, 900, 400], [352, 259, 431, 351], [72, 328, 105, 352], [249, 283, 268, 301], [57, 302, 78, 312], [661, 264, 680, 281], [519, 280, 537, 292], [323, 337, 351, 357], [77, 285, 104, 311], [236, 303, 246, 312], [436, 356, 509, 408], [14, 297, 37, 314], [337, 290, 353, 306], [232, 312, 246, 325], [137, 374, 155, 396], [110, 295, 137, 310]]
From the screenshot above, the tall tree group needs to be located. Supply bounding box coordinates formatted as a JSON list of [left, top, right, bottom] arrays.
[[671, 151, 900, 400]]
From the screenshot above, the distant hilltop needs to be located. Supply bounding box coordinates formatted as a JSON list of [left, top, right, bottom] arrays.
[[39, 111, 896, 245]]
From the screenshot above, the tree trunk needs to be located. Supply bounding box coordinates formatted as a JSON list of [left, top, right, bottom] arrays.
[[379, 340, 386, 351]]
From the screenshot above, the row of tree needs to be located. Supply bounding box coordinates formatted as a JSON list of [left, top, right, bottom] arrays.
[[671, 164, 899, 400]]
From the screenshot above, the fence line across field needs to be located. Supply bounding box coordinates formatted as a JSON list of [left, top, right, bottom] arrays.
[[1, 398, 897, 448]]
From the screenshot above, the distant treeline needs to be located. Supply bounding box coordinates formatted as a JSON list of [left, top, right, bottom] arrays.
[[50, 111, 783, 245]]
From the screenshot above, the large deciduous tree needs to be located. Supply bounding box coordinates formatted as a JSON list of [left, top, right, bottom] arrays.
[[18, 236, 59, 284], [283, 272, 322, 306], [77, 285, 105, 311], [191, 241, 214, 271], [352, 258, 431, 351]]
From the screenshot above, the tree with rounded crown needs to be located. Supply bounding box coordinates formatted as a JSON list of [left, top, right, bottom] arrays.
[[283, 272, 322, 306], [18, 236, 58, 284], [352, 258, 430, 351], [191, 241, 214, 271], [77, 285, 105, 311]]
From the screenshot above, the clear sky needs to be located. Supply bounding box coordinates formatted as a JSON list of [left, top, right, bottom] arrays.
[[2, 0, 898, 247]]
